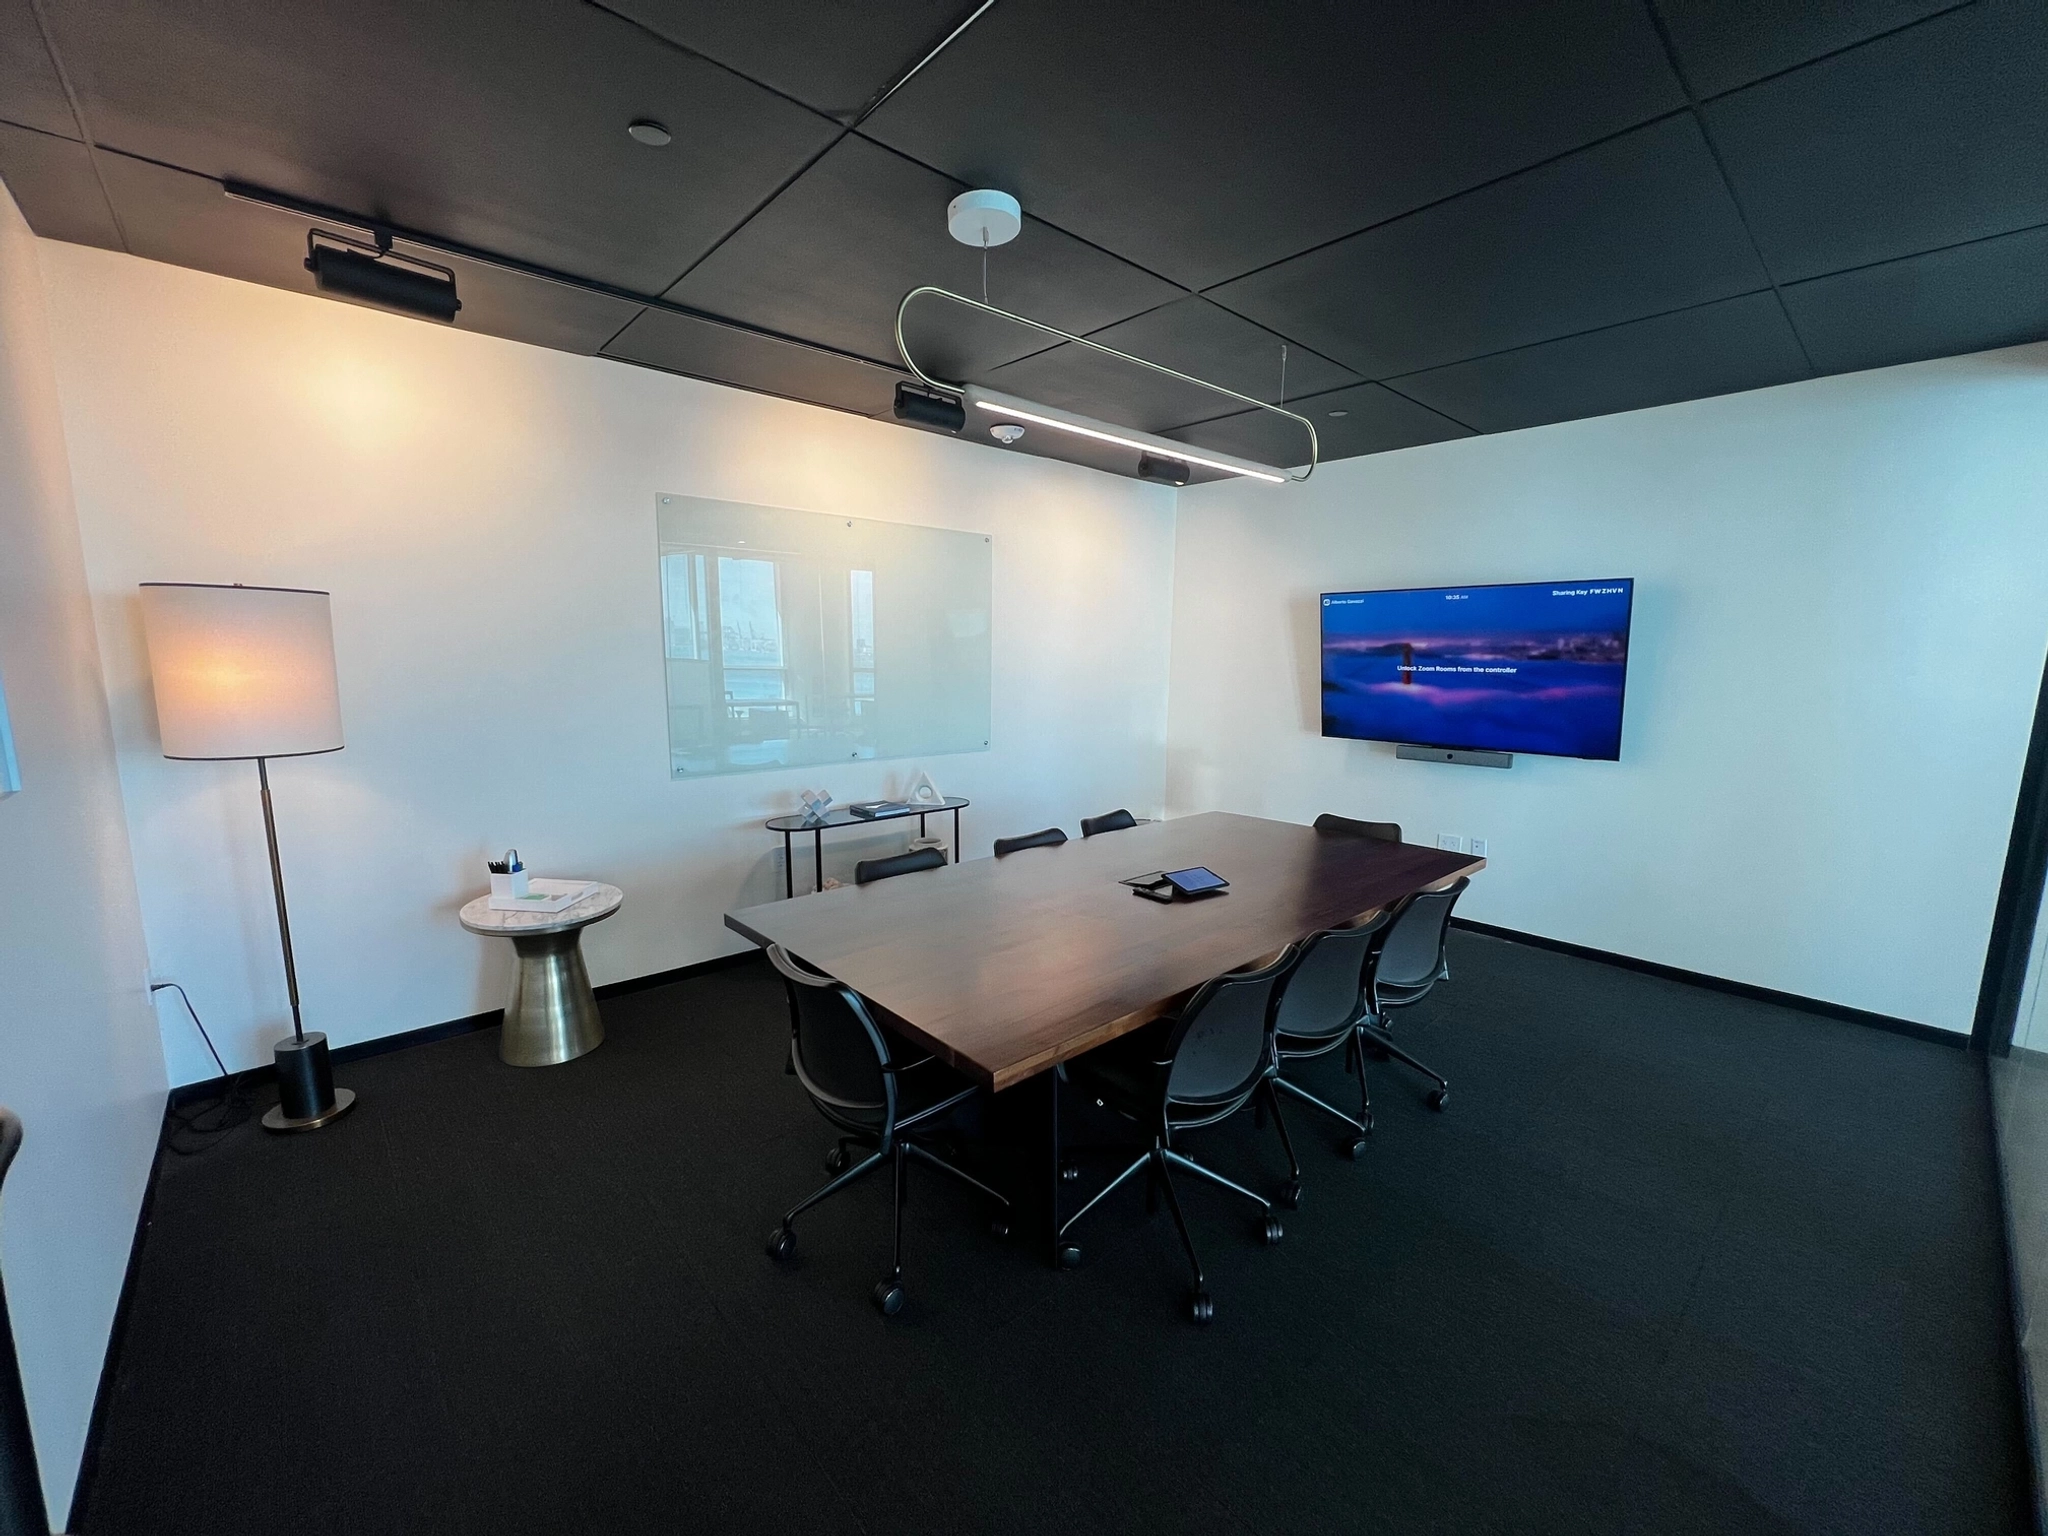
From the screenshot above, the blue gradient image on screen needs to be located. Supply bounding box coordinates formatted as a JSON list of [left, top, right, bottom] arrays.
[[1320, 579, 1634, 759]]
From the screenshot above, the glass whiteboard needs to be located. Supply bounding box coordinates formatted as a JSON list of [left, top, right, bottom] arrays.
[[656, 495, 992, 778]]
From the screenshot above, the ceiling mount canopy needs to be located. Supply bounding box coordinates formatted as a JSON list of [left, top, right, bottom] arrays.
[[895, 285, 1318, 484]]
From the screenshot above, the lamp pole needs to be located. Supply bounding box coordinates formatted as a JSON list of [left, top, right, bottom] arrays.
[[256, 756, 306, 1045]]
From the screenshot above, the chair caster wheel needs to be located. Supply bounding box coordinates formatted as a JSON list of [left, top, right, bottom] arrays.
[[990, 1218, 1010, 1239], [1345, 1137, 1369, 1160], [1058, 1243, 1083, 1269], [1060, 1160, 1081, 1182], [1261, 1215, 1284, 1246], [766, 1226, 796, 1261], [824, 1146, 849, 1174], [872, 1280, 904, 1316], [1188, 1290, 1214, 1325], [1427, 1088, 1450, 1111], [1278, 1179, 1302, 1211]]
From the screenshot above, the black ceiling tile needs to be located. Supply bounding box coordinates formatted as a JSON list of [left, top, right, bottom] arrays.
[[1651, 0, 1964, 98], [977, 340, 1243, 435], [1386, 291, 1810, 433], [861, 0, 1684, 289], [1703, 0, 2048, 283], [1085, 296, 1357, 403], [92, 150, 645, 355], [0, 0, 78, 139], [603, 305, 906, 417], [665, 133, 1180, 375], [0, 120, 119, 246], [1166, 382, 1473, 468], [592, 0, 965, 120], [37, 0, 840, 294], [1781, 224, 2048, 376], [1207, 114, 1767, 380]]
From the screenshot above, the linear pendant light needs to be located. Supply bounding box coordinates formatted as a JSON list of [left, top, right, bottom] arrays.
[[897, 285, 1318, 484], [966, 388, 1288, 484]]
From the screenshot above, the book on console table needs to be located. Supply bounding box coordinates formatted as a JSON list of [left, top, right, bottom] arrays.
[[847, 801, 909, 819], [488, 878, 600, 913]]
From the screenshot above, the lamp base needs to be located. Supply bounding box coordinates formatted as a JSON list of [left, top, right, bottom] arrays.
[[262, 1087, 356, 1133], [261, 1031, 356, 1133]]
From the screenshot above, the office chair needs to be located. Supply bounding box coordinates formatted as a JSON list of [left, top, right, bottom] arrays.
[[1080, 808, 1137, 837], [1269, 910, 1395, 1162], [1312, 812, 1402, 843], [1361, 877, 1470, 1110], [762, 946, 1009, 1316], [1059, 946, 1299, 1324], [853, 845, 947, 884], [0, 1109, 50, 1536], [993, 826, 1067, 856]]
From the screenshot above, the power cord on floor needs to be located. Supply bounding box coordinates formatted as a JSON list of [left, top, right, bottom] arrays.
[[149, 982, 253, 1153]]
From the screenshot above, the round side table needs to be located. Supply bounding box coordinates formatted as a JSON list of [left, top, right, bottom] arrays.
[[459, 884, 623, 1067]]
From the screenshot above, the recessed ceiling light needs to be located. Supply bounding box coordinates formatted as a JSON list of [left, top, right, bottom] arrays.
[[627, 120, 672, 147], [1327, 409, 1349, 418]]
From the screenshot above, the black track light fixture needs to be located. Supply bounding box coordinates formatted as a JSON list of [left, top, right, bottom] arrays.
[[893, 382, 965, 433], [1137, 452, 1192, 487], [305, 228, 462, 323]]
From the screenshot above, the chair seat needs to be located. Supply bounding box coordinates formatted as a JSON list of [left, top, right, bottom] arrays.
[[1275, 1025, 1353, 1058], [820, 1049, 978, 1133], [1374, 976, 1440, 1007]]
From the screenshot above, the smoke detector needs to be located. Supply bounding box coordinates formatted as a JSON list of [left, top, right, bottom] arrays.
[[989, 422, 1025, 444], [948, 189, 1021, 247]]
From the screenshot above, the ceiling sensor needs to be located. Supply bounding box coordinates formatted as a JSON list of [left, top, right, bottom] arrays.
[[989, 422, 1025, 444], [627, 119, 672, 146], [1327, 409, 1349, 418], [948, 189, 1021, 247]]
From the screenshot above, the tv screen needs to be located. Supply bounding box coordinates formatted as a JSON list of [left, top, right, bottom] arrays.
[[1320, 579, 1635, 760]]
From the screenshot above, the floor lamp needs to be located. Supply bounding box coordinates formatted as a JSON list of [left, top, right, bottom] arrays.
[[138, 582, 356, 1132]]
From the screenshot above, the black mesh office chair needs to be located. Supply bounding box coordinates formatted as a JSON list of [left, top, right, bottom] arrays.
[[1362, 877, 1469, 1109], [0, 1109, 49, 1536], [1059, 947, 1298, 1324], [853, 845, 946, 885], [1080, 808, 1137, 837], [762, 946, 1009, 1315], [1313, 812, 1402, 843], [993, 827, 1067, 856], [1270, 910, 1395, 1162]]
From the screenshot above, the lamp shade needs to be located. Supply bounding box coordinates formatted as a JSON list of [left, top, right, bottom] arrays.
[[138, 583, 344, 760]]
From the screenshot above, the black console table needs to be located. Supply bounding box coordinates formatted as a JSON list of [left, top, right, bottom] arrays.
[[765, 797, 969, 898]]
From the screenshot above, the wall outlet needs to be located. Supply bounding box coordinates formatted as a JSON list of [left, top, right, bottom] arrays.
[[1436, 834, 1464, 852], [1469, 838, 1488, 859]]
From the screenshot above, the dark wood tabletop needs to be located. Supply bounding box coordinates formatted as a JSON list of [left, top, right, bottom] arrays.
[[724, 811, 1484, 1092]]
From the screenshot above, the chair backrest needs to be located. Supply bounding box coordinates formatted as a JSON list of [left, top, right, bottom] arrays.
[[1164, 947, 1297, 1104], [994, 826, 1067, 857], [1313, 812, 1401, 843], [765, 946, 890, 1118], [854, 845, 947, 885], [1272, 913, 1391, 1041], [1081, 808, 1137, 837], [1374, 878, 1469, 989]]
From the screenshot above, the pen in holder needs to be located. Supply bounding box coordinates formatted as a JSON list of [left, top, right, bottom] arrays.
[[488, 848, 529, 900]]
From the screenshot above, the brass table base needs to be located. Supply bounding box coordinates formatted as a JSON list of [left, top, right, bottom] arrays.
[[501, 927, 605, 1067]]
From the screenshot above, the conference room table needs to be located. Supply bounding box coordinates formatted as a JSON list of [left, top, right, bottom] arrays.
[[724, 810, 1485, 1263]]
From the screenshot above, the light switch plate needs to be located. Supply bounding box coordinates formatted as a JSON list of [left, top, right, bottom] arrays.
[[1469, 838, 1488, 858]]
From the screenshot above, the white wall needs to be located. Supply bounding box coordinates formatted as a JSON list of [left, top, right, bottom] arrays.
[[36, 241, 1177, 1086], [0, 191, 166, 1519], [1169, 344, 2048, 1033]]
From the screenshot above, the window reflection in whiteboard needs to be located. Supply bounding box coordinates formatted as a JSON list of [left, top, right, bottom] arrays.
[[655, 496, 990, 777]]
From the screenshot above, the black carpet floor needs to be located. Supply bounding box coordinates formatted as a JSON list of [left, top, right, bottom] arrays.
[[77, 932, 2031, 1535]]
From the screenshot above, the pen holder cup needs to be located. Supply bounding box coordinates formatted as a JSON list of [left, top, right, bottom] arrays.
[[490, 870, 530, 900]]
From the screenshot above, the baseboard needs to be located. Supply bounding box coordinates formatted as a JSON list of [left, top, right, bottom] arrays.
[[66, 1097, 173, 1534], [1450, 917, 1967, 1048], [164, 949, 765, 1109]]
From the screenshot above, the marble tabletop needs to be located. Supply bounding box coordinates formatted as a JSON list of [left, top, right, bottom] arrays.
[[459, 883, 623, 937]]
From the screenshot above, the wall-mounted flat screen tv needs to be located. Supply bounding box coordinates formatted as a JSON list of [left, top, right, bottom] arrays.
[[1320, 579, 1635, 760]]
